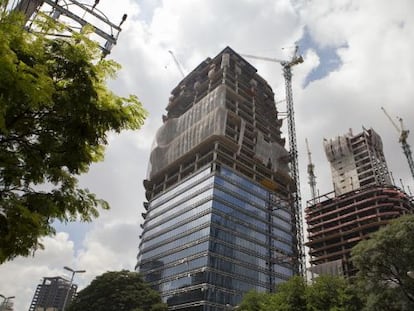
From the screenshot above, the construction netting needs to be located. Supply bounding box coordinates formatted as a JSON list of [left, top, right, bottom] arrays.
[[147, 85, 228, 178]]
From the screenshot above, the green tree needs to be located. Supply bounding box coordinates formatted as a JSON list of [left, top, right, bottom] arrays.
[[306, 275, 362, 311], [238, 275, 361, 311], [264, 276, 307, 311], [67, 270, 167, 311], [238, 290, 271, 311], [352, 214, 414, 311], [0, 4, 147, 263]]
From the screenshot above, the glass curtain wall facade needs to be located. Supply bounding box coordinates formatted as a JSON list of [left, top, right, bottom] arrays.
[[138, 165, 294, 310], [137, 47, 298, 310]]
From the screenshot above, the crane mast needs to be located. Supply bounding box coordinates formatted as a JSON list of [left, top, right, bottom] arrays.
[[283, 54, 305, 276], [381, 107, 414, 182], [306, 138, 317, 204], [241, 47, 305, 276]]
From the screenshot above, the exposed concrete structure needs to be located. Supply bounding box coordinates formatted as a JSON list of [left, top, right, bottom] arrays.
[[306, 186, 413, 277], [307, 127, 412, 278], [324, 127, 392, 196]]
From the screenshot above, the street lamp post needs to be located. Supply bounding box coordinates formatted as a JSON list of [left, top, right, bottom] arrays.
[[0, 295, 15, 311], [61, 266, 86, 311]]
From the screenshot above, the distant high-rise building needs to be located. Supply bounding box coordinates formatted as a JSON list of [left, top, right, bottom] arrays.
[[307, 127, 412, 277], [323, 127, 391, 196], [29, 277, 77, 311], [136, 47, 299, 310], [0, 298, 14, 311]]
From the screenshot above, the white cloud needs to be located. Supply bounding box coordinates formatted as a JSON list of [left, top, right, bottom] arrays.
[[0, 233, 75, 311], [76, 223, 140, 276]]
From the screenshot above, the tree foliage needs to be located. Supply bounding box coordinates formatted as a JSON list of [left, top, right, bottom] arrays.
[[238, 290, 272, 311], [351, 214, 414, 311], [238, 275, 362, 311], [67, 270, 167, 311], [0, 5, 147, 262], [264, 276, 307, 311]]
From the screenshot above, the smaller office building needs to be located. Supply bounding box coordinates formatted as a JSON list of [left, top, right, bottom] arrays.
[[29, 277, 77, 311]]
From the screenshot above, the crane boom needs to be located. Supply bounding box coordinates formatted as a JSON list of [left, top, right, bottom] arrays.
[[242, 46, 305, 276], [381, 107, 400, 134], [381, 107, 414, 182], [168, 50, 185, 78], [240, 53, 285, 64]]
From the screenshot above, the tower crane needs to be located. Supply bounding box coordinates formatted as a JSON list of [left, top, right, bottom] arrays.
[[381, 107, 414, 181], [241, 46, 305, 276], [306, 138, 317, 204], [168, 50, 186, 78]]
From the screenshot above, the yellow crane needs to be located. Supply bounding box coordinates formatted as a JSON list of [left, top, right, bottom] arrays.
[[381, 106, 414, 181]]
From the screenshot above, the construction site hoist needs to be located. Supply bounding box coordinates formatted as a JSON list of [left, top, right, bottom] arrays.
[[241, 46, 305, 276], [381, 106, 414, 182]]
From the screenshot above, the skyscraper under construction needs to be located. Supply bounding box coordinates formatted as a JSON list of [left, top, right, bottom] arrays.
[[136, 47, 300, 310], [323, 127, 392, 196], [307, 127, 413, 277]]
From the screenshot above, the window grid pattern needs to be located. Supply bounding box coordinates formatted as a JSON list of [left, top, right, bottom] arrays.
[[137, 166, 295, 310]]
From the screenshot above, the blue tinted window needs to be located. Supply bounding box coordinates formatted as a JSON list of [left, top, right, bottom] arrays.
[[143, 204, 212, 242], [161, 256, 208, 279], [140, 241, 209, 267], [214, 189, 266, 219], [151, 167, 211, 206], [142, 228, 210, 259], [219, 166, 267, 196], [210, 225, 268, 256], [210, 212, 267, 243], [215, 177, 266, 207], [148, 177, 214, 218]]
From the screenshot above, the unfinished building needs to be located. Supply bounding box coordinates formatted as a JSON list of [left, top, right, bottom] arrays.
[[324, 127, 392, 196], [136, 47, 300, 310], [307, 127, 412, 277], [306, 186, 413, 277]]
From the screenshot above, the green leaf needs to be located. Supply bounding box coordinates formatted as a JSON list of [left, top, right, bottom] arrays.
[[0, 8, 147, 263]]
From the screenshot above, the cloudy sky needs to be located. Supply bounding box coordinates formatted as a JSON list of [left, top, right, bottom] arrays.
[[2, 0, 414, 310]]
